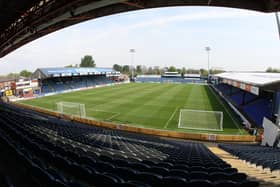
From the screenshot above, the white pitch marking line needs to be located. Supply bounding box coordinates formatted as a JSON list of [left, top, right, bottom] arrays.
[[164, 107, 178, 129], [88, 108, 120, 120], [106, 112, 121, 120], [89, 108, 117, 114]]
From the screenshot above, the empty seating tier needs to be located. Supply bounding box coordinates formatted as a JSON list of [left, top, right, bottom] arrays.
[[219, 143, 280, 173], [214, 83, 272, 127], [42, 76, 114, 94], [0, 103, 258, 186]]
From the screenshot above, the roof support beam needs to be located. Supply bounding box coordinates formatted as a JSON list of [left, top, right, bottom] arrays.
[[275, 12, 280, 40], [1, 0, 280, 58], [121, 1, 145, 9]]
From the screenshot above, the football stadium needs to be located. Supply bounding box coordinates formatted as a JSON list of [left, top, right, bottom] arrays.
[[20, 71, 244, 135], [1, 1, 280, 187]]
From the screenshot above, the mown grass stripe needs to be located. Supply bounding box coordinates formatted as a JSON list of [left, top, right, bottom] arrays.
[[19, 83, 246, 135]]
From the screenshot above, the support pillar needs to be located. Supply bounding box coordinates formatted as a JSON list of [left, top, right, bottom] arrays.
[[273, 90, 280, 125]]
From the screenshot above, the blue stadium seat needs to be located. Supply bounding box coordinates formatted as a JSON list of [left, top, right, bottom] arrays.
[[0, 103, 259, 187], [161, 176, 187, 187]]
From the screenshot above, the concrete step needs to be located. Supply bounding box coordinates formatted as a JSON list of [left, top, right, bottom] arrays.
[[208, 146, 280, 187]]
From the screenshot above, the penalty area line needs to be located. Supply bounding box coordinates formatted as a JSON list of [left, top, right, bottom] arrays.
[[164, 107, 179, 129], [106, 112, 121, 120], [88, 108, 120, 121]]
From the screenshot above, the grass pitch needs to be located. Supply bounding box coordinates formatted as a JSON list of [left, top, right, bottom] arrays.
[[179, 109, 223, 131], [20, 83, 246, 135]]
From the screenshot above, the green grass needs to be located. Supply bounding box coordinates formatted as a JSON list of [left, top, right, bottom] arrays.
[[19, 83, 247, 135], [179, 110, 222, 131]]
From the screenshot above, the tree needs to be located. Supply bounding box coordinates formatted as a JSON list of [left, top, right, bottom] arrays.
[[80, 55, 96, 67], [266, 67, 280, 73], [141, 65, 148, 74], [168, 66, 177, 72], [136, 65, 142, 74], [181, 67, 186, 77], [161, 67, 167, 74], [19, 70, 32, 77], [211, 69, 225, 74], [113, 64, 122, 72], [154, 66, 161, 75], [122, 65, 130, 73], [200, 68, 208, 76], [266, 67, 273, 72], [176, 68, 182, 74], [147, 67, 153, 74], [7, 73, 20, 79], [187, 68, 200, 74]]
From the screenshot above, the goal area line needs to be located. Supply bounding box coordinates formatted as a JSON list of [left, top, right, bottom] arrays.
[[178, 109, 223, 132], [177, 125, 224, 132]]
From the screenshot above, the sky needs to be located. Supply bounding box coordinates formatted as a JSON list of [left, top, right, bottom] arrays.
[[0, 6, 279, 75]]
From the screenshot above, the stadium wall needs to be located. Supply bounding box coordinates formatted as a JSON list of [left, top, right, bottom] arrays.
[[13, 102, 256, 142]]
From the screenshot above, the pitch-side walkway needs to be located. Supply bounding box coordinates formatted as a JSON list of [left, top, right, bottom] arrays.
[[208, 144, 280, 187]]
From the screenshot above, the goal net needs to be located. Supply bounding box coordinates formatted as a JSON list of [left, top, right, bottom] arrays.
[[57, 102, 86, 118], [178, 109, 223, 131]]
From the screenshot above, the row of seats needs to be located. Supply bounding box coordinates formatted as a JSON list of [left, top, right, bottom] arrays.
[[219, 143, 280, 172], [41, 76, 114, 94], [0, 173, 13, 187], [214, 83, 272, 127], [242, 98, 272, 126], [0, 103, 259, 186]]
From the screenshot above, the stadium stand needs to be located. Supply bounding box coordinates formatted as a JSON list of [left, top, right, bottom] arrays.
[[214, 83, 273, 127], [41, 76, 114, 94], [219, 143, 280, 173], [229, 92, 244, 106], [242, 98, 272, 126], [136, 75, 206, 84], [1, 1, 280, 187], [213, 72, 280, 128], [0, 102, 258, 187], [31, 67, 121, 94], [215, 83, 258, 106]]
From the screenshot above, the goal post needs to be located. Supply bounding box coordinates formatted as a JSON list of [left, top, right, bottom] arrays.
[[57, 102, 86, 118], [178, 109, 223, 131]]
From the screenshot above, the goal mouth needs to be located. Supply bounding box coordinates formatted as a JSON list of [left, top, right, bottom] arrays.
[[178, 109, 223, 131], [57, 101, 86, 118]]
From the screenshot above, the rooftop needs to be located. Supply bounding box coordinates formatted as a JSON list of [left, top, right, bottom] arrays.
[[215, 72, 280, 86]]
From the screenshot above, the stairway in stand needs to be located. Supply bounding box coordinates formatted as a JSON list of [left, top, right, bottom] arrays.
[[208, 144, 280, 187]]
